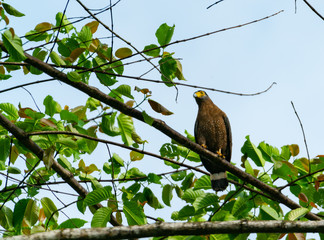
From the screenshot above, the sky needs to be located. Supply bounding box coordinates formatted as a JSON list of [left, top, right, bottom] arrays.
[[2, 0, 324, 236]]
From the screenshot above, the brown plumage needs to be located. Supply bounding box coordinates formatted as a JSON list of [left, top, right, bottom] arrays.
[[194, 90, 232, 191]]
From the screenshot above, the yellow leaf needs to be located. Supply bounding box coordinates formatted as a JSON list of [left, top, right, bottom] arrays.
[[130, 151, 144, 161], [289, 144, 299, 157], [115, 47, 132, 59], [85, 21, 99, 34], [35, 22, 52, 32], [89, 38, 100, 52]]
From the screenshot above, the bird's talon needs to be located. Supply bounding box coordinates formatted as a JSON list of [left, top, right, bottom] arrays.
[[201, 144, 207, 149], [216, 149, 226, 159]]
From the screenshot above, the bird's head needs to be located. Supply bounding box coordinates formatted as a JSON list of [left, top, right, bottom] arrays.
[[193, 90, 209, 104]]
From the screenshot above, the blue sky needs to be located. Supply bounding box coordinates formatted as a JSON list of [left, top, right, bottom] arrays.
[[2, 0, 324, 233]]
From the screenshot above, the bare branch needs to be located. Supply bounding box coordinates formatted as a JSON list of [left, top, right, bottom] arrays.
[[291, 101, 311, 170]]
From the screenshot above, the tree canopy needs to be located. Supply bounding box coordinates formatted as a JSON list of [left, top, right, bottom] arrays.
[[0, 1, 324, 240]]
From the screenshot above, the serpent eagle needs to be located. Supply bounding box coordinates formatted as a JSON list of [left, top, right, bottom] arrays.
[[194, 90, 232, 191]]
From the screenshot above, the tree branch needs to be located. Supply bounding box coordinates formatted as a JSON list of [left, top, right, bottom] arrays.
[[4, 220, 324, 240]]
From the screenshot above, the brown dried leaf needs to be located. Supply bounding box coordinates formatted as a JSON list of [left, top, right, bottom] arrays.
[[148, 99, 173, 116], [310, 202, 318, 209], [298, 192, 308, 203], [68, 48, 86, 63], [40, 118, 57, 129], [18, 107, 34, 119], [315, 180, 320, 191]]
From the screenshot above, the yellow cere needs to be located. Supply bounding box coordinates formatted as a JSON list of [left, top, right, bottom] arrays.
[[195, 90, 206, 98]]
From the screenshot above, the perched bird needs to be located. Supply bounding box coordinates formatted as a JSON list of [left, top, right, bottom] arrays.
[[193, 90, 232, 191]]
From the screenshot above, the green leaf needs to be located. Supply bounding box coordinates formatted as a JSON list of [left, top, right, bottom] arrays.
[[143, 187, 163, 209], [2, 3, 25, 17], [142, 111, 154, 125], [84, 186, 113, 206], [178, 205, 195, 218], [273, 159, 298, 181], [67, 71, 82, 82], [7, 166, 21, 174], [155, 23, 175, 46], [55, 12, 73, 33], [101, 112, 120, 136], [0, 205, 13, 230], [162, 184, 173, 207], [25, 30, 48, 42], [0, 102, 19, 120], [49, 51, 66, 66], [193, 193, 218, 210], [92, 56, 118, 86], [0, 137, 10, 161], [115, 47, 132, 59], [260, 205, 281, 220], [194, 175, 212, 190], [241, 135, 265, 167], [126, 167, 146, 178], [13, 199, 29, 234], [117, 113, 134, 146], [43, 95, 61, 117], [123, 200, 147, 225], [56, 137, 78, 150], [171, 171, 186, 181], [182, 189, 205, 204], [91, 207, 112, 228], [60, 110, 78, 122], [285, 207, 309, 221], [114, 84, 134, 99], [77, 196, 87, 214], [143, 44, 160, 57], [147, 173, 162, 184], [2, 30, 26, 61], [58, 218, 87, 229], [78, 26, 92, 48], [41, 197, 58, 223], [231, 197, 251, 218], [130, 151, 144, 161], [181, 172, 194, 191], [24, 199, 38, 227], [43, 146, 55, 170]]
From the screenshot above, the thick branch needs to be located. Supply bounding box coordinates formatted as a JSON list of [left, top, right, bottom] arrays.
[[5, 42, 320, 220], [0, 113, 121, 226], [4, 220, 324, 240]]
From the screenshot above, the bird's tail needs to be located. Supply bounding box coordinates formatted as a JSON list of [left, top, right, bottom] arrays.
[[210, 172, 228, 191]]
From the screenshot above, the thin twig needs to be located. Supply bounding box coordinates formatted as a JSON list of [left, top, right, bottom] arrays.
[[207, 0, 225, 9], [291, 101, 311, 172], [45, 0, 70, 63], [303, 0, 324, 21], [278, 166, 324, 191]]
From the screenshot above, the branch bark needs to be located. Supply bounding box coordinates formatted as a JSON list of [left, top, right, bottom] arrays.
[[4, 220, 324, 240], [2, 42, 319, 221]]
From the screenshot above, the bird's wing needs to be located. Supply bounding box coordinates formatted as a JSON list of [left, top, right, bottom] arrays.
[[223, 115, 232, 161]]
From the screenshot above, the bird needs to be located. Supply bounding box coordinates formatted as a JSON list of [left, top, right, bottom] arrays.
[[193, 90, 232, 191]]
